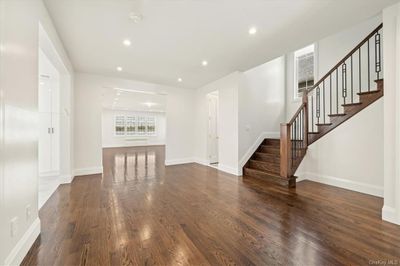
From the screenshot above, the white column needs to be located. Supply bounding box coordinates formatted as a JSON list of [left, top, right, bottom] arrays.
[[382, 3, 400, 225]]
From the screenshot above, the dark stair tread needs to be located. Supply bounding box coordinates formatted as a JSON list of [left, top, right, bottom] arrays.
[[316, 123, 332, 126], [264, 139, 281, 144], [342, 102, 362, 107], [258, 145, 280, 154], [243, 167, 281, 178], [250, 158, 279, 164], [252, 152, 280, 162], [308, 132, 320, 134], [357, 90, 380, 96], [249, 159, 280, 171], [253, 151, 280, 157], [243, 167, 294, 187], [328, 113, 346, 117]]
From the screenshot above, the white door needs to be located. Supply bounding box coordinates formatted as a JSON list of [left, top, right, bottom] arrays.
[[38, 74, 60, 176], [207, 93, 219, 164], [51, 113, 60, 172], [39, 113, 52, 173], [39, 76, 52, 113]]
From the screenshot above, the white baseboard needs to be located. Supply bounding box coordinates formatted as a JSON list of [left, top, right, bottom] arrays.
[[74, 166, 103, 177], [165, 158, 195, 166], [4, 218, 40, 266], [102, 143, 165, 148], [218, 164, 240, 176], [59, 174, 73, 184], [193, 157, 209, 166], [382, 205, 400, 225], [239, 131, 280, 168], [297, 172, 383, 197]]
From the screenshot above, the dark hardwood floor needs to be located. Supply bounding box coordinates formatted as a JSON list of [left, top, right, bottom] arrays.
[[22, 146, 400, 265]]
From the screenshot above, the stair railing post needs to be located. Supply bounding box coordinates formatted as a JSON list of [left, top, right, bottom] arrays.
[[302, 91, 309, 149], [280, 123, 292, 178]]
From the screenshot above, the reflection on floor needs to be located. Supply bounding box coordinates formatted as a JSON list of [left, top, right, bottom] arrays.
[[103, 145, 165, 183], [22, 145, 400, 265]]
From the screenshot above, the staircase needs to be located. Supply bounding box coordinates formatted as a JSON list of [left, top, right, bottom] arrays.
[[243, 23, 383, 188]]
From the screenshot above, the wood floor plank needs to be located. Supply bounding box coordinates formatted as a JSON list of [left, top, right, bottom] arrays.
[[21, 145, 400, 266]]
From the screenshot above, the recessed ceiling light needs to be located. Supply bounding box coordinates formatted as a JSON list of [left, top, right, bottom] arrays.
[[249, 27, 257, 35], [117, 66, 123, 72], [123, 39, 131, 46], [144, 102, 156, 108], [202, 60, 208, 66], [129, 12, 143, 23], [178, 78, 183, 82]]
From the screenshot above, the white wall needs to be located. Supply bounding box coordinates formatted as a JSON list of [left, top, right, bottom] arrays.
[[101, 109, 166, 148], [238, 56, 286, 169], [194, 72, 240, 175], [382, 2, 400, 225], [298, 100, 384, 196], [285, 16, 384, 197], [0, 0, 74, 265], [74, 73, 195, 173]]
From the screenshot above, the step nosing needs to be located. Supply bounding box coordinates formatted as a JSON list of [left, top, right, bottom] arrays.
[[244, 167, 280, 176]]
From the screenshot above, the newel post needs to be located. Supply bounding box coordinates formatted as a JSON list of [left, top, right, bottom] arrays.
[[302, 91, 309, 148], [280, 123, 291, 178]]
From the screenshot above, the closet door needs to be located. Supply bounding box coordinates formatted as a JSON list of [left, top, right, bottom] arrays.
[[38, 113, 52, 174], [39, 76, 52, 113], [39, 77, 52, 175], [50, 114, 60, 172]]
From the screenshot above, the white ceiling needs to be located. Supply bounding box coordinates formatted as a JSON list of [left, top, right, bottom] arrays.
[[102, 88, 166, 112], [44, 0, 399, 89]]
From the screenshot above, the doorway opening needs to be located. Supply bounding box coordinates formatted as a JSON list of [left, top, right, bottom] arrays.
[[101, 88, 167, 179], [38, 50, 60, 208], [38, 23, 73, 209], [207, 90, 219, 167], [101, 87, 167, 149]]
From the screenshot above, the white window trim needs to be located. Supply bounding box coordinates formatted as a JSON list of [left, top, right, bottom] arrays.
[[293, 43, 318, 101]]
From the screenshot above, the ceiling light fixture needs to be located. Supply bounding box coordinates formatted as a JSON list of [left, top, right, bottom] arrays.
[[144, 102, 157, 108], [117, 66, 123, 72], [110, 87, 168, 96], [178, 78, 183, 82], [129, 12, 143, 23], [249, 27, 257, 35], [202, 60, 208, 66], [123, 39, 131, 46]]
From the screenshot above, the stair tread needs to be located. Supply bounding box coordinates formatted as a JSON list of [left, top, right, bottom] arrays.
[[308, 132, 320, 134], [250, 158, 279, 162], [357, 90, 380, 96], [260, 144, 279, 148], [254, 151, 279, 157], [249, 159, 279, 166], [328, 113, 346, 117], [244, 167, 281, 178], [316, 123, 332, 126], [342, 102, 362, 107]]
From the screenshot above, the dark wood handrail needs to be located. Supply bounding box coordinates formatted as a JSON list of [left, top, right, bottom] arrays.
[[306, 23, 383, 94], [288, 103, 306, 125]]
